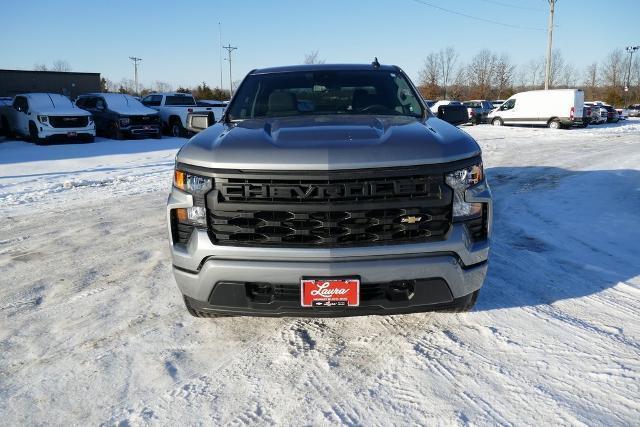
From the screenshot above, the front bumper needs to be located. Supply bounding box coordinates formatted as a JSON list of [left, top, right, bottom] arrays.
[[121, 124, 161, 136], [38, 125, 95, 139], [167, 180, 492, 317]]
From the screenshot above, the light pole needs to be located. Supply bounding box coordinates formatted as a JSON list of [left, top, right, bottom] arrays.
[[624, 45, 639, 105], [544, 0, 556, 90], [218, 22, 223, 91], [223, 44, 237, 97], [129, 56, 142, 96]]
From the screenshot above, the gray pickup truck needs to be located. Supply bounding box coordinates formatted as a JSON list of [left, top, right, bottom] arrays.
[[167, 63, 492, 318]]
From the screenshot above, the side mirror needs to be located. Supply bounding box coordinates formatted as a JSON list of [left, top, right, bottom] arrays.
[[437, 104, 469, 126]]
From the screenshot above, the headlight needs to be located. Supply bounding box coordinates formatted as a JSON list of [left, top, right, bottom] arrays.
[[37, 115, 48, 124], [174, 170, 212, 194], [445, 163, 484, 221], [172, 170, 212, 229], [119, 117, 130, 126]]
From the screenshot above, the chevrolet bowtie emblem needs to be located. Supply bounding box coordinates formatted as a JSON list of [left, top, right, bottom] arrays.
[[401, 215, 422, 224]]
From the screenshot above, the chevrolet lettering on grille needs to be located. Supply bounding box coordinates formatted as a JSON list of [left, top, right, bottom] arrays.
[[220, 178, 441, 200]]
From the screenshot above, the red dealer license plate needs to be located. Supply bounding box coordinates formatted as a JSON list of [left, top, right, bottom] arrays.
[[301, 278, 360, 307]]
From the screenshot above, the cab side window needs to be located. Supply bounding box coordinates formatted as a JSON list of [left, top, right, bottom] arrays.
[[501, 99, 515, 110], [13, 96, 28, 112], [142, 95, 162, 107]]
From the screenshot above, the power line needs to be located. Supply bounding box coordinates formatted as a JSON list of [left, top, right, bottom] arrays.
[[477, 0, 545, 11], [410, 0, 545, 31]]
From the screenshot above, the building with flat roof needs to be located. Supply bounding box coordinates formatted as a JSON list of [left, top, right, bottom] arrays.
[[0, 69, 101, 99]]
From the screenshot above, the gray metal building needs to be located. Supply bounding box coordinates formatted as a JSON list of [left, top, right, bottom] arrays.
[[0, 69, 101, 99]]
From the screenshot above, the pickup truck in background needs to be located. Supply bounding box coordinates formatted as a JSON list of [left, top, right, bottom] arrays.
[[140, 93, 212, 137], [0, 93, 95, 143], [463, 100, 494, 125], [76, 93, 161, 139]]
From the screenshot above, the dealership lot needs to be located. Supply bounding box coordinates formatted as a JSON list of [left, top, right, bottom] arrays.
[[1, 121, 639, 425]]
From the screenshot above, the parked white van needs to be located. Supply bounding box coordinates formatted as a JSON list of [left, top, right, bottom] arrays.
[[487, 89, 584, 129]]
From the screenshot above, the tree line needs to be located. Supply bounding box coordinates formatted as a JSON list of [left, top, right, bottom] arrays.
[[99, 78, 231, 101], [418, 47, 640, 106]]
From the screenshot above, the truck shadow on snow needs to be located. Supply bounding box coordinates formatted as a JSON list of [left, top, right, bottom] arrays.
[[475, 166, 639, 311]]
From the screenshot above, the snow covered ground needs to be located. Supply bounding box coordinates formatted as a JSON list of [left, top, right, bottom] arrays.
[[1, 121, 639, 425]]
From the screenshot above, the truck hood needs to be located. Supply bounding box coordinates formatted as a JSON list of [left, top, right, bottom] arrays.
[[177, 115, 481, 170], [36, 107, 92, 116]]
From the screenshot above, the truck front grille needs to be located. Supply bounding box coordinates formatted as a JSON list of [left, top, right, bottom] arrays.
[[49, 116, 89, 128], [205, 167, 453, 248], [129, 115, 159, 125]]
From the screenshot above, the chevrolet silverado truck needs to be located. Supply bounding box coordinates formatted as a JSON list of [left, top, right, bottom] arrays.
[[167, 63, 492, 318], [0, 93, 95, 143], [140, 93, 212, 137]]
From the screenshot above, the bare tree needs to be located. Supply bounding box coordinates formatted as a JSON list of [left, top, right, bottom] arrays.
[[51, 60, 72, 72], [561, 63, 577, 88], [118, 78, 135, 94], [438, 46, 458, 98], [525, 58, 543, 88], [419, 53, 440, 87], [466, 49, 496, 99], [601, 48, 625, 88], [33, 63, 48, 71], [548, 49, 565, 88], [303, 51, 325, 65], [155, 81, 173, 92], [418, 53, 441, 99], [584, 62, 599, 88], [493, 53, 515, 98]]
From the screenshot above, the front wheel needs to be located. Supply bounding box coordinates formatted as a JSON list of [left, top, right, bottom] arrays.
[[170, 121, 185, 138], [109, 122, 124, 140], [29, 122, 44, 144], [491, 117, 503, 126]]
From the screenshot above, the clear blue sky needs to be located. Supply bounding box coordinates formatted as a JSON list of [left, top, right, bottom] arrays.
[[1, 0, 638, 89]]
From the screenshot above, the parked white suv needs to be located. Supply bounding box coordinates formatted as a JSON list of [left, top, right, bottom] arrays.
[[140, 93, 212, 137], [0, 93, 95, 143]]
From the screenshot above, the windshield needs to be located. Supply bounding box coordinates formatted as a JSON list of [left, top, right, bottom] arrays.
[[227, 69, 424, 120], [104, 94, 145, 109]]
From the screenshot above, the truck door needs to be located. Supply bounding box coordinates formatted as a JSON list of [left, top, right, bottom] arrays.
[[499, 98, 516, 123], [12, 96, 29, 135]]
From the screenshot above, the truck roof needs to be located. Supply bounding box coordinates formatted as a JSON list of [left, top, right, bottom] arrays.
[[250, 63, 400, 75]]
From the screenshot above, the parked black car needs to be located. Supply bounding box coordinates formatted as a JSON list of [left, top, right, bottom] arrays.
[[75, 93, 161, 139], [601, 105, 619, 123]]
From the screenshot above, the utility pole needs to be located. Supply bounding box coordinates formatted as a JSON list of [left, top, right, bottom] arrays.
[[624, 45, 639, 105], [223, 44, 237, 97], [544, 0, 556, 90], [218, 22, 223, 91], [129, 56, 142, 96]]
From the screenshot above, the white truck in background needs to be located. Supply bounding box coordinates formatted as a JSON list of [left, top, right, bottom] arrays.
[[0, 93, 95, 143], [140, 93, 213, 137]]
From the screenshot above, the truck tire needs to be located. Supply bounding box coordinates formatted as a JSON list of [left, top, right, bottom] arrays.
[[183, 296, 233, 318], [548, 118, 562, 129], [491, 117, 503, 126], [1, 117, 7, 137], [170, 119, 186, 138], [109, 122, 124, 140], [29, 121, 45, 144]]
